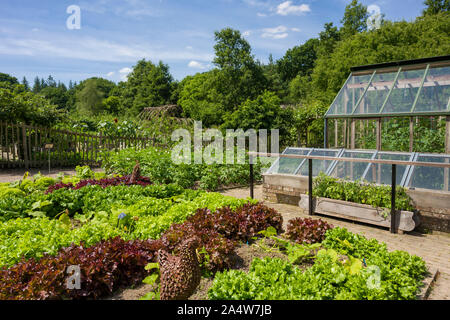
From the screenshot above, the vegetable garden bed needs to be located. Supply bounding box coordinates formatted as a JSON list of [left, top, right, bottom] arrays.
[[299, 195, 418, 232], [0, 164, 430, 300]]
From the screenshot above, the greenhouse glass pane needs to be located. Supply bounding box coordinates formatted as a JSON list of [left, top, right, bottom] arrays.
[[408, 155, 450, 191], [414, 66, 450, 113], [268, 148, 311, 175], [327, 74, 372, 116], [353, 71, 398, 115], [297, 149, 340, 177], [330, 151, 374, 181], [364, 152, 412, 185], [382, 69, 426, 114]]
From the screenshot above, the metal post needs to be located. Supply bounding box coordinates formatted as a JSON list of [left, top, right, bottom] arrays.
[[250, 156, 254, 199], [309, 159, 314, 216], [390, 164, 397, 234], [48, 149, 51, 174], [324, 118, 328, 149]]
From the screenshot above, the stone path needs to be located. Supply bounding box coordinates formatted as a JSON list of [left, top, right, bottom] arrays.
[[221, 185, 450, 300]]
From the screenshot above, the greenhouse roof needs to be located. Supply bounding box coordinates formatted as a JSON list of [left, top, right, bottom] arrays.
[[325, 55, 450, 119], [266, 147, 450, 192]]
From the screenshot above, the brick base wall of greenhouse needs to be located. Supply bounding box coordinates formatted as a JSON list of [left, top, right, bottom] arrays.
[[262, 174, 450, 234]]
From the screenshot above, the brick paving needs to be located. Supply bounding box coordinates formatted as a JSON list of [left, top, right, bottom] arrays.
[[221, 185, 450, 300]]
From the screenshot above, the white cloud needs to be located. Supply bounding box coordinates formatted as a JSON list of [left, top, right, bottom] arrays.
[[107, 71, 115, 77], [188, 60, 206, 69], [257, 12, 267, 17], [243, 30, 252, 37], [262, 32, 288, 39], [276, 1, 310, 16], [119, 67, 132, 74], [0, 33, 214, 63], [291, 27, 301, 32], [119, 67, 132, 80], [186, 46, 194, 50], [261, 25, 289, 39]]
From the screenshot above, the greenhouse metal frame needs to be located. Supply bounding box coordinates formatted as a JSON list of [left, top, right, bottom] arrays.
[[323, 55, 450, 153], [266, 147, 450, 192]]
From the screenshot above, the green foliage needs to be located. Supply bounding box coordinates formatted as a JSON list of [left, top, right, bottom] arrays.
[[313, 173, 414, 212], [340, 0, 368, 38], [100, 146, 264, 191], [422, 0, 450, 16], [140, 262, 161, 300], [0, 82, 63, 126], [178, 71, 225, 127], [75, 77, 116, 116], [209, 227, 427, 300], [277, 38, 319, 83], [121, 59, 173, 115], [0, 184, 252, 268], [221, 91, 295, 146]]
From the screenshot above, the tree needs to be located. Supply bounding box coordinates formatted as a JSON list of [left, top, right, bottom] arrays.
[[423, 0, 450, 15], [32, 77, 41, 93], [211, 28, 268, 114], [21, 77, 29, 91], [102, 96, 122, 115], [0, 83, 63, 126], [46, 75, 57, 87], [0, 73, 18, 85], [121, 59, 173, 115], [40, 86, 68, 109], [317, 23, 341, 57], [178, 71, 225, 127], [75, 77, 116, 115], [221, 91, 295, 146], [340, 0, 368, 38], [213, 28, 254, 70], [311, 12, 450, 104], [277, 38, 319, 83]]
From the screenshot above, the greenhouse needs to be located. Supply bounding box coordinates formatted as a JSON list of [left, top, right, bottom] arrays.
[[263, 55, 450, 234], [323, 55, 450, 152]]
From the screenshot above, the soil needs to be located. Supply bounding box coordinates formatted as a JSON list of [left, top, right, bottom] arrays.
[[107, 239, 297, 301]]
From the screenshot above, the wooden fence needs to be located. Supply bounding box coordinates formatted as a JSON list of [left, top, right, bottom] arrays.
[[0, 122, 157, 169]]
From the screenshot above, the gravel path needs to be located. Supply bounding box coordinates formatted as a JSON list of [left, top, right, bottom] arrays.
[[0, 168, 104, 183]]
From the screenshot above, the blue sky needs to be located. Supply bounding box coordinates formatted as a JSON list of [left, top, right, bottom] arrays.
[[0, 0, 427, 84]]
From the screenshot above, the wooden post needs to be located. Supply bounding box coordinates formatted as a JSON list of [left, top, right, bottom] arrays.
[[376, 118, 382, 151], [22, 125, 29, 169], [334, 119, 338, 148], [409, 117, 414, 153], [343, 119, 347, 149], [446, 116, 450, 154], [351, 119, 356, 149]]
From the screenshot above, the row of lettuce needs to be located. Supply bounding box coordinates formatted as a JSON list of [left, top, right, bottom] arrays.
[[0, 169, 427, 300]]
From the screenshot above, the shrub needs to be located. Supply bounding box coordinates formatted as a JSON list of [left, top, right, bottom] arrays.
[[286, 218, 333, 244]]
